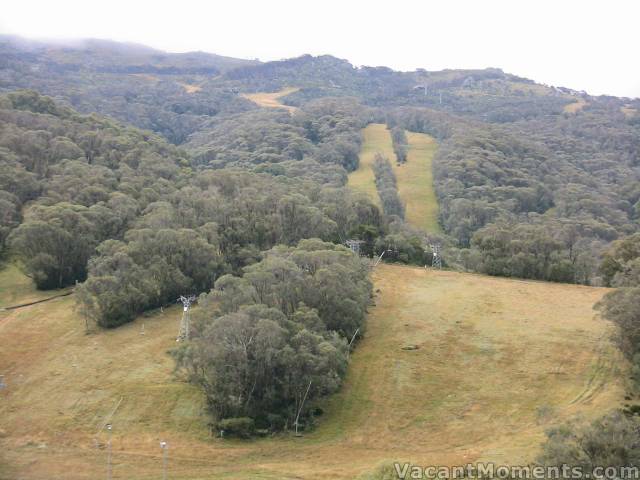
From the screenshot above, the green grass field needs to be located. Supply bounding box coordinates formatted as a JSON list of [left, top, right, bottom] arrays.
[[392, 131, 442, 233], [347, 123, 389, 208], [0, 265, 626, 479], [348, 123, 442, 233]]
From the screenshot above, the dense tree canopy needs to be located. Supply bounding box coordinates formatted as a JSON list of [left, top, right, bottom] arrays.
[[538, 412, 640, 473], [372, 154, 404, 219], [187, 97, 366, 176], [390, 103, 640, 283], [0, 91, 383, 307], [173, 240, 371, 431], [389, 126, 408, 163]]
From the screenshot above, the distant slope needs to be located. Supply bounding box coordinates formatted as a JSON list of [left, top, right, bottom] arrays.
[[0, 36, 591, 147], [0, 35, 259, 73], [0, 35, 259, 143], [348, 123, 441, 233], [0, 264, 625, 479], [241, 87, 299, 113]]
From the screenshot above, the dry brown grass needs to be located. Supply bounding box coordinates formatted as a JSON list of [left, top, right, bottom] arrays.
[[621, 106, 638, 118], [241, 87, 299, 113], [0, 265, 626, 479], [564, 98, 588, 113], [177, 82, 202, 94], [0, 263, 70, 308]]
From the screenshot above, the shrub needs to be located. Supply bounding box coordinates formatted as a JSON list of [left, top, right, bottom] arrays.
[[217, 417, 255, 439]]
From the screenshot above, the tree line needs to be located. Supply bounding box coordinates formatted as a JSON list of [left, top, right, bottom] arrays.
[[390, 104, 640, 284], [172, 239, 371, 434], [526, 235, 640, 477], [372, 153, 405, 219], [389, 126, 408, 163], [598, 234, 640, 384]]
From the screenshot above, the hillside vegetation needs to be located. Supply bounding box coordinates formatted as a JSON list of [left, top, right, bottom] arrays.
[[0, 36, 259, 144], [0, 264, 624, 479], [3, 37, 640, 285], [348, 124, 441, 233]]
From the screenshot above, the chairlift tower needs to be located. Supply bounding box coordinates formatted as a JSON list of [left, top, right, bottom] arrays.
[[412, 84, 428, 97], [430, 244, 442, 269], [177, 295, 196, 342], [160, 441, 168, 480], [345, 239, 364, 256], [373, 249, 394, 267], [106, 423, 113, 480]]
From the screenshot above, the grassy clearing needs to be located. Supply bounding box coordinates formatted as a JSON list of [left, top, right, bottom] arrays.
[[347, 124, 391, 208], [0, 264, 625, 479], [0, 263, 66, 308], [564, 98, 588, 113], [129, 75, 201, 93], [241, 87, 299, 113], [348, 123, 441, 233], [177, 82, 202, 94], [392, 132, 441, 233]]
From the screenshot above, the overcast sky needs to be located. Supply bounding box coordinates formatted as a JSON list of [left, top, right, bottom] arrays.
[[1, 0, 638, 98]]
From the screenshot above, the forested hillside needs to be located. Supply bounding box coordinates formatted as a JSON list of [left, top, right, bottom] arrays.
[[391, 105, 640, 282], [8, 36, 635, 146], [0, 88, 383, 299], [1, 40, 639, 289], [3, 36, 640, 285], [0, 36, 259, 143], [0, 89, 187, 270]]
